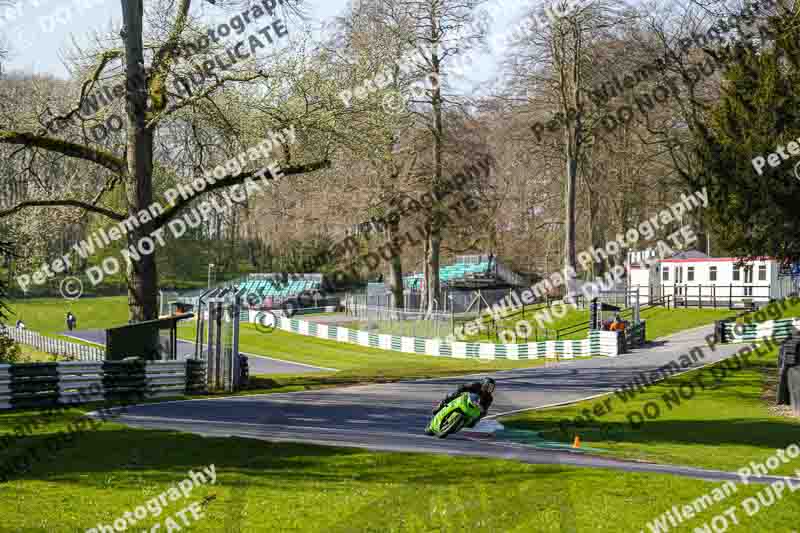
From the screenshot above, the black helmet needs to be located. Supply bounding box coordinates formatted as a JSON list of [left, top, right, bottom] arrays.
[[481, 377, 496, 395]]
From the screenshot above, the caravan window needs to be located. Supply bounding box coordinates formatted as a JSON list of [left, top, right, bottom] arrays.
[[733, 266, 740, 281], [687, 266, 695, 281], [662, 266, 669, 281], [709, 266, 717, 281], [758, 265, 767, 281]]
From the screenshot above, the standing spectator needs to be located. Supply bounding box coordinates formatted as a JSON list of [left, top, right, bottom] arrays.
[[66, 311, 76, 331], [15, 319, 24, 329]]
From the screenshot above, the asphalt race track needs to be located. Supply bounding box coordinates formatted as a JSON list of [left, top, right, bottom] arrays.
[[102, 325, 794, 483], [63, 329, 332, 374]]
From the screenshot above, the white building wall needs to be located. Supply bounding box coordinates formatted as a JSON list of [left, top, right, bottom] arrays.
[[627, 265, 656, 304], [628, 258, 791, 306]]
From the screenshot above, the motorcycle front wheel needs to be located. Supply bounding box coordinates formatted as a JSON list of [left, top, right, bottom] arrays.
[[437, 411, 465, 438]]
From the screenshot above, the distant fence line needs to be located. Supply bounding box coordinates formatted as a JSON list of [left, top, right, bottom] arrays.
[[341, 304, 477, 340], [0, 326, 105, 361], [633, 283, 791, 308], [346, 287, 522, 314]]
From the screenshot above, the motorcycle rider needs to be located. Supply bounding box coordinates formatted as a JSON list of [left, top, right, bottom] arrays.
[[431, 377, 495, 428]]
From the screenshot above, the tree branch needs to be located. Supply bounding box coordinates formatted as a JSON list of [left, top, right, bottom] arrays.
[[148, 0, 191, 118], [146, 72, 266, 129], [41, 49, 123, 132], [152, 158, 332, 229], [0, 199, 125, 221], [0, 131, 127, 175]]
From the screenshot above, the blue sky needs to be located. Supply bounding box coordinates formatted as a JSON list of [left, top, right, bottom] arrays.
[[2, 0, 345, 76], [2, 0, 521, 83]]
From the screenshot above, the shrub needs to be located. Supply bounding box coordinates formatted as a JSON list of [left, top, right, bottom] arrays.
[[0, 334, 21, 364]]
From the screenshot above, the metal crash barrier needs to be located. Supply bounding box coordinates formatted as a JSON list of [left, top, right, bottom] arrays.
[[777, 338, 800, 415]]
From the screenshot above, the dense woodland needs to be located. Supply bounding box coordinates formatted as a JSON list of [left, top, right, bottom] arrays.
[[0, 0, 797, 320]]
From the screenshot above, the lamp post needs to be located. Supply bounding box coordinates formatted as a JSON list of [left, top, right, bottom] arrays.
[[448, 294, 454, 336]]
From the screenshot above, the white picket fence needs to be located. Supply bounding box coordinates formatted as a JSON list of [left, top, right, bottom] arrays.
[[0, 326, 104, 361]]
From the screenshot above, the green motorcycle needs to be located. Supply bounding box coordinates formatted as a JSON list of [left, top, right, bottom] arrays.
[[425, 392, 483, 438]]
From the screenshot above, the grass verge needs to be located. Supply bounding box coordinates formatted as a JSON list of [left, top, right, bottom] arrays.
[[5, 296, 130, 349], [180, 323, 555, 393], [6, 297, 130, 335], [502, 341, 800, 474], [15, 345, 62, 362], [1, 408, 799, 532], [468, 305, 734, 342]]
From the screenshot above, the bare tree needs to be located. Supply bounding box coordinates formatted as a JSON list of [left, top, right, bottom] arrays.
[[395, 0, 488, 313], [0, 0, 330, 321], [506, 0, 631, 293]]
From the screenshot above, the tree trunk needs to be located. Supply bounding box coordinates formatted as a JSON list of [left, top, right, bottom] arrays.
[[564, 155, 578, 296], [588, 185, 605, 279], [421, 234, 430, 312], [122, 0, 158, 323], [126, 229, 158, 321], [426, 225, 441, 314], [426, 16, 444, 315], [386, 224, 404, 309]]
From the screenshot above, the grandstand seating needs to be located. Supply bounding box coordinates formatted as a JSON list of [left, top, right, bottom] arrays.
[[235, 276, 322, 298], [402, 259, 492, 289]]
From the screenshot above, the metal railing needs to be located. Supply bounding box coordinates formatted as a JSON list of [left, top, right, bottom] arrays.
[[634, 284, 776, 308], [552, 294, 676, 340], [343, 304, 479, 339], [1, 326, 105, 361]]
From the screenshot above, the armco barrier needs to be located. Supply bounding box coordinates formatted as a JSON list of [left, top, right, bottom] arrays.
[[778, 338, 799, 405], [789, 367, 800, 416], [722, 317, 800, 344], [263, 314, 622, 359], [625, 321, 647, 349], [0, 359, 206, 410]]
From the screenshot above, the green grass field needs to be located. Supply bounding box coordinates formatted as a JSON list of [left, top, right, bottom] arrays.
[[4, 300, 800, 530], [340, 302, 735, 344], [339, 317, 476, 340], [467, 304, 735, 342], [502, 334, 800, 474], [6, 296, 130, 336], [16, 345, 60, 362], [180, 323, 552, 393], [737, 297, 800, 323], [4, 295, 795, 398], [1, 295, 750, 347], [3, 296, 554, 391], [1, 407, 799, 532]]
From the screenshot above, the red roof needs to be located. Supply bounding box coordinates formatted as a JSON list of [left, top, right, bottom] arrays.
[[661, 257, 776, 263]]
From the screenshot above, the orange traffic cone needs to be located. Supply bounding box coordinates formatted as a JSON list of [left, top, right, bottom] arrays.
[[572, 435, 581, 449]]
